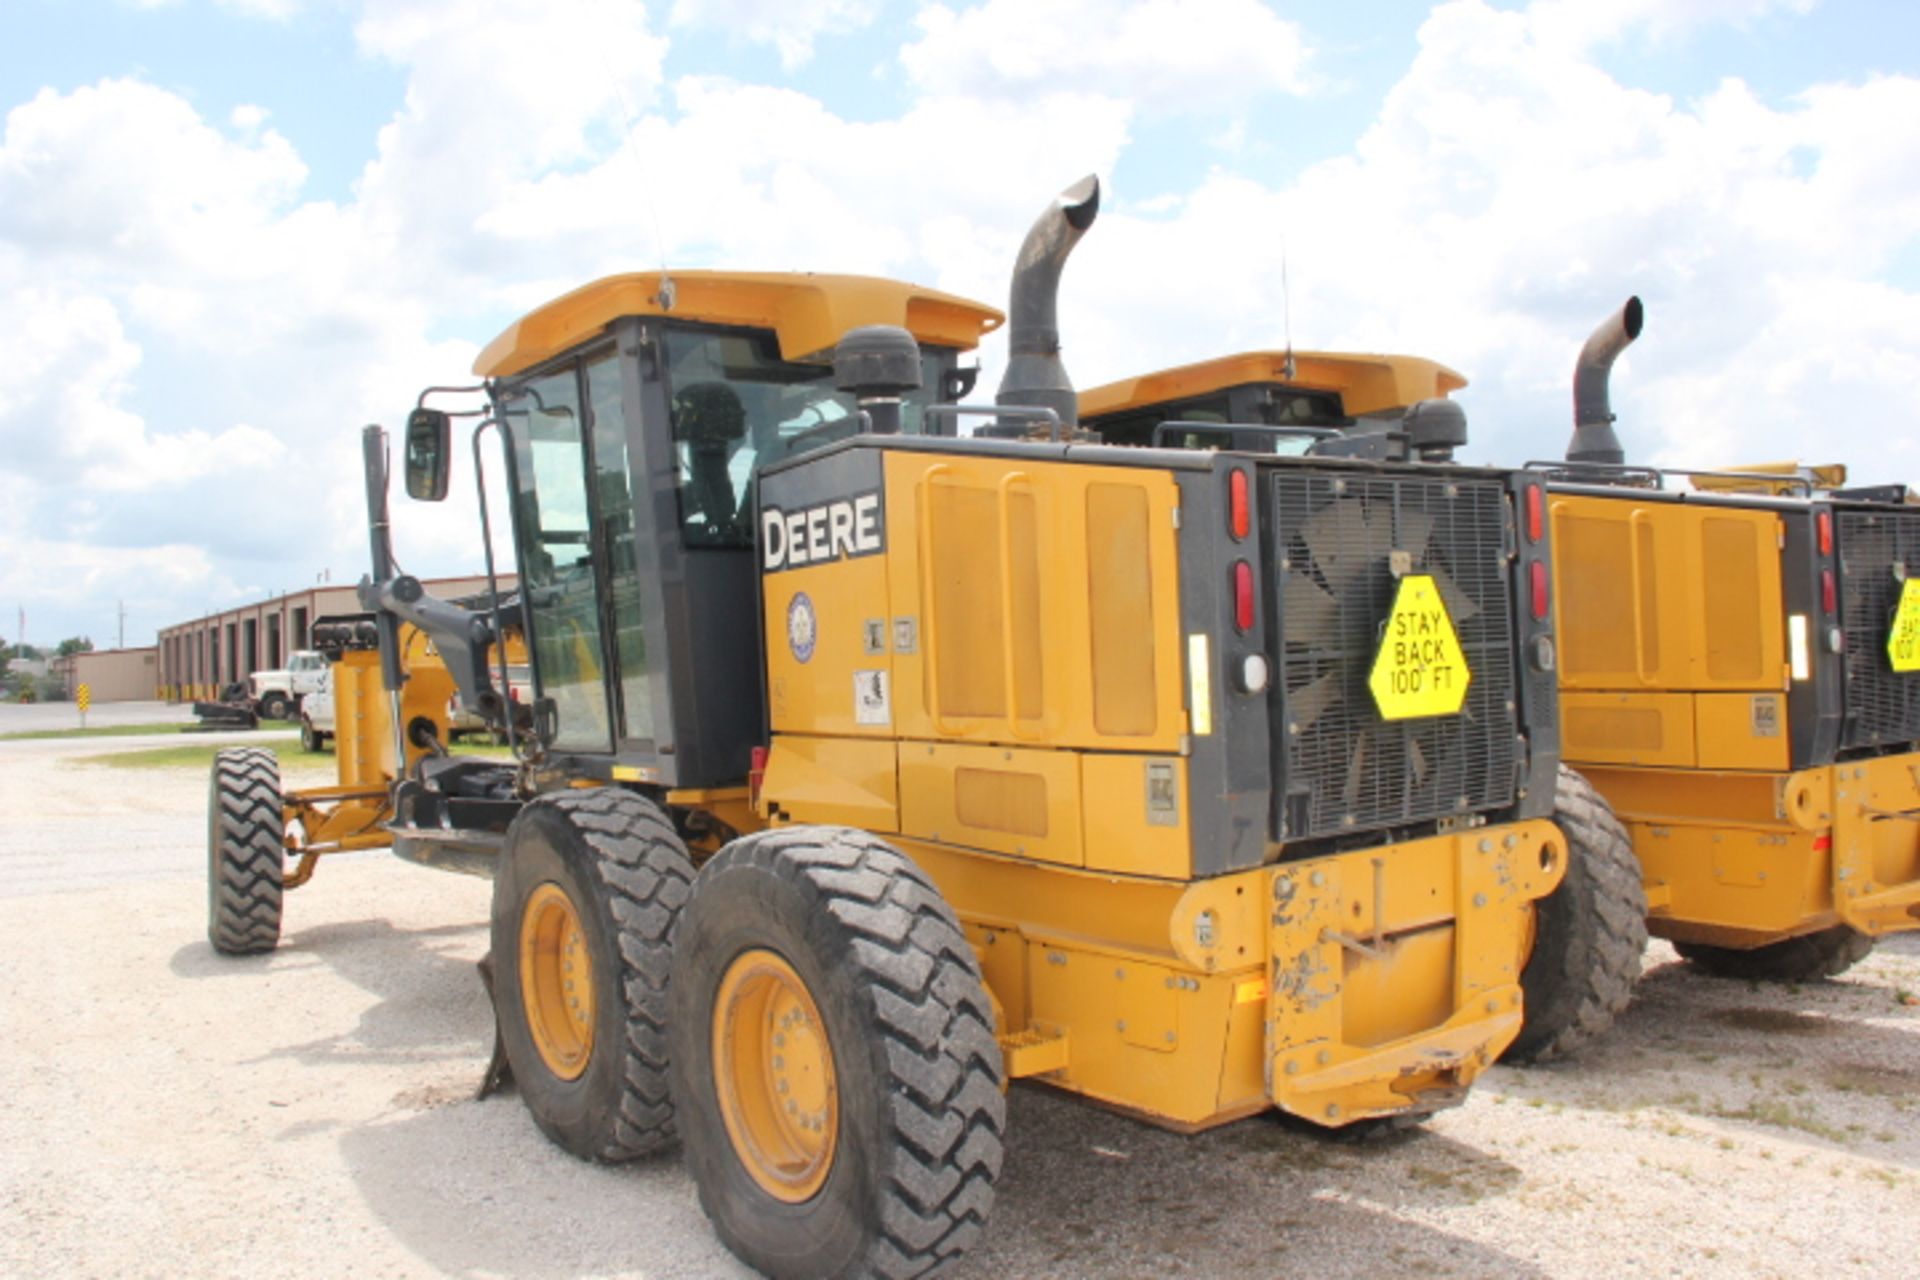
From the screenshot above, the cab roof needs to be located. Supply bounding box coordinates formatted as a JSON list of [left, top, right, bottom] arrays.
[[1079, 351, 1468, 420], [474, 270, 1005, 380]]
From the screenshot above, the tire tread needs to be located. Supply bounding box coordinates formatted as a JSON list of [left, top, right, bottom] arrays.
[[1506, 766, 1647, 1064], [688, 826, 1005, 1279], [208, 747, 284, 955], [1675, 926, 1874, 982]]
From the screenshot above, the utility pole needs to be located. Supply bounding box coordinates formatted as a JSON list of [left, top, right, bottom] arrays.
[[117, 600, 126, 650]]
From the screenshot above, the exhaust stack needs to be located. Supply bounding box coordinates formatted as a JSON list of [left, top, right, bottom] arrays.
[[1567, 296, 1643, 464], [995, 174, 1101, 433]]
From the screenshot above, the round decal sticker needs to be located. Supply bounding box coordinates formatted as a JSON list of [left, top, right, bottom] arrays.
[[787, 592, 817, 664]]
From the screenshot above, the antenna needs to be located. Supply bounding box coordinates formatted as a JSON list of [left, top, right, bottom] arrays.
[[1282, 234, 1297, 381], [590, 17, 670, 295]]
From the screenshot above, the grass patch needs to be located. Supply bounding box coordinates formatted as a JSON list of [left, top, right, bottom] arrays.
[[1713, 1097, 1852, 1145], [81, 739, 511, 770], [0, 722, 199, 742], [80, 742, 327, 770]]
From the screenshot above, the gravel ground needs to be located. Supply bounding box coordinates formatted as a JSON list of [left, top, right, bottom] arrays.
[[1, 703, 1916, 1278]]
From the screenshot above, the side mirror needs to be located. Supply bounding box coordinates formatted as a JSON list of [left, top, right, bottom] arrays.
[[404, 408, 452, 501]]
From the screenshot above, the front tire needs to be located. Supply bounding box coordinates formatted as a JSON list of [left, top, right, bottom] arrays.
[[258, 691, 291, 722], [299, 717, 326, 753], [490, 788, 695, 1161], [207, 748, 284, 954], [1675, 926, 1874, 982], [1505, 766, 1648, 1064], [669, 827, 1006, 1280]]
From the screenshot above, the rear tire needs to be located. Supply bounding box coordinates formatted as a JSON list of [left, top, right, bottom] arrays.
[[491, 788, 696, 1161], [1505, 766, 1647, 1064], [207, 748, 284, 954], [259, 691, 291, 722], [669, 827, 1006, 1280], [1675, 926, 1875, 982], [299, 718, 324, 753]]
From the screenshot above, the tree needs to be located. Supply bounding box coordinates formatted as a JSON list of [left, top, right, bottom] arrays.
[[56, 636, 94, 657]]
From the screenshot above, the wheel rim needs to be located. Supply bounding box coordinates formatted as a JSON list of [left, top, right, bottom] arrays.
[[712, 948, 838, 1203], [518, 882, 595, 1080]]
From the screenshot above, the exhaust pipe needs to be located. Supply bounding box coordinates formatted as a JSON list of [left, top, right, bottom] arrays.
[[995, 174, 1101, 433], [1567, 296, 1643, 464]]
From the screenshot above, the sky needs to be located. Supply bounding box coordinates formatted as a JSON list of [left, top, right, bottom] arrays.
[[3, 0, 1919, 650]]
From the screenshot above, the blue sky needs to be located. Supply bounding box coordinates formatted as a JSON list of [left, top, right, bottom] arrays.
[[3, 0, 1919, 650]]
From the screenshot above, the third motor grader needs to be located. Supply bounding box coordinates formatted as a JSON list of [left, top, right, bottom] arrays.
[[207, 178, 1574, 1278], [1533, 299, 1920, 980]]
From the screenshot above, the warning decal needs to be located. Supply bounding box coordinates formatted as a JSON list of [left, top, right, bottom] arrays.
[[1368, 573, 1472, 720], [1888, 578, 1920, 673]]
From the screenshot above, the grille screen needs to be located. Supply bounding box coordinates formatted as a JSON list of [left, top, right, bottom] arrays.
[[1273, 471, 1519, 840], [1837, 508, 1920, 749]]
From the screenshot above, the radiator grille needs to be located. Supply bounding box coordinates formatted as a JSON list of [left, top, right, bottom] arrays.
[[1273, 471, 1519, 840], [1837, 508, 1920, 749]]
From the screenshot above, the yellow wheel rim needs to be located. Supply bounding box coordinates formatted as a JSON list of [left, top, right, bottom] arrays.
[[712, 948, 838, 1203], [519, 882, 595, 1081]]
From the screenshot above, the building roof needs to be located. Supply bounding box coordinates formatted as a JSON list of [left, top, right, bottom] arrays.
[[475, 271, 1006, 380]]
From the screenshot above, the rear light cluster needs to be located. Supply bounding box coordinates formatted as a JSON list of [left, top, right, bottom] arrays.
[[1522, 483, 1550, 622], [1817, 510, 1837, 618], [1226, 468, 1269, 695], [1229, 468, 1255, 634], [1813, 505, 1843, 656]]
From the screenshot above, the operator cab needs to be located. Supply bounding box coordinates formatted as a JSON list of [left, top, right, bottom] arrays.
[[1081, 350, 1466, 455], [1082, 351, 1466, 466], [470, 271, 1003, 789]]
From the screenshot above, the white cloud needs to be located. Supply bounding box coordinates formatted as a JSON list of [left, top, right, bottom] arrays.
[[1054, 0, 1920, 476], [669, 0, 882, 69], [472, 75, 1131, 296], [0, 290, 287, 493], [3, 0, 1917, 646], [0, 79, 307, 271], [900, 0, 1313, 111], [134, 0, 302, 15], [352, 0, 670, 290], [1527, 0, 1817, 52]]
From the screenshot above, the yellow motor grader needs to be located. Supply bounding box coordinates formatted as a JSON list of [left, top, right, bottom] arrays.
[[206, 179, 1572, 1278], [1080, 297, 1920, 1009], [1534, 299, 1920, 979]]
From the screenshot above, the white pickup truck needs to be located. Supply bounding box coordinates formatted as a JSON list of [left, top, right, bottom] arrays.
[[300, 663, 529, 752], [299, 666, 335, 752], [250, 650, 327, 722]]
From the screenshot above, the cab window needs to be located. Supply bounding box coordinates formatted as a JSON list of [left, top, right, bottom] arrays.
[[661, 326, 954, 549]]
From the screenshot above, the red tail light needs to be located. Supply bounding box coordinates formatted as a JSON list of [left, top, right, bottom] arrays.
[[1822, 568, 1837, 615], [1812, 834, 1832, 853], [1816, 510, 1833, 557], [1229, 470, 1250, 541], [1524, 485, 1544, 543], [749, 745, 770, 809], [1530, 560, 1551, 622], [1233, 560, 1255, 632]]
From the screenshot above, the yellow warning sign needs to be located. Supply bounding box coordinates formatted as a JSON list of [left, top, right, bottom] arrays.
[[1888, 578, 1920, 672], [1368, 574, 1471, 720], [76, 683, 92, 713]]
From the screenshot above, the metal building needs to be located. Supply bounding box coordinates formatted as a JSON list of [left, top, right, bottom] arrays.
[[156, 575, 516, 701]]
